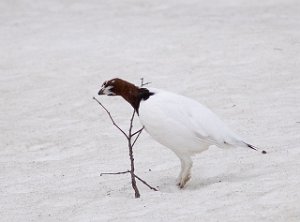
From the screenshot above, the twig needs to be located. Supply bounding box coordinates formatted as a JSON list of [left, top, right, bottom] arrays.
[[128, 110, 140, 198], [132, 127, 144, 147], [93, 97, 128, 139], [134, 174, 158, 191], [140, 78, 151, 87], [100, 170, 130, 176], [131, 127, 144, 137]]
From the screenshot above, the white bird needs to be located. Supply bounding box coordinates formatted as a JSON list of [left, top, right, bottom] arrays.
[[98, 78, 266, 188]]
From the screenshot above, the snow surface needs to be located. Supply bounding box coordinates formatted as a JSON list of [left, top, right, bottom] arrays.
[[1, 0, 300, 221]]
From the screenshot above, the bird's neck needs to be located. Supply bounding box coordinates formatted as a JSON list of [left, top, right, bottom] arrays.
[[118, 83, 153, 114]]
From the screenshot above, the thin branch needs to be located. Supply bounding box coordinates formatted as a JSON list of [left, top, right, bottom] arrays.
[[134, 174, 158, 191], [100, 170, 130, 176], [131, 127, 144, 137], [132, 127, 144, 147], [93, 97, 128, 139], [127, 109, 141, 198], [129, 110, 136, 135], [140, 77, 151, 87]]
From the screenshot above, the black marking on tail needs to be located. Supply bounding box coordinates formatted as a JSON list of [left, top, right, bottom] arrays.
[[246, 143, 257, 151], [246, 143, 267, 154]]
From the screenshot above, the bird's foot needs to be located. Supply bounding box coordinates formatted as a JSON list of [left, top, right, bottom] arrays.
[[177, 174, 191, 189]]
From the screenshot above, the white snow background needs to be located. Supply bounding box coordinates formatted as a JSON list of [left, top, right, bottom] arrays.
[[1, 0, 300, 221]]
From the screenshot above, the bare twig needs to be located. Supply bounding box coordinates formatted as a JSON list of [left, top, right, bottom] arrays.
[[132, 127, 144, 147], [128, 110, 140, 198], [134, 174, 158, 191], [140, 78, 151, 87], [100, 170, 130, 176], [131, 127, 144, 137], [94, 78, 157, 198], [93, 97, 128, 139]]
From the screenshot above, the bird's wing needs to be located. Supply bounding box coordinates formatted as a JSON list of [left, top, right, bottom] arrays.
[[148, 89, 241, 146]]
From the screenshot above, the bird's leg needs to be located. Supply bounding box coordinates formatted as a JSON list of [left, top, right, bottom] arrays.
[[176, 155, 193, 189], [176, 159, 185, 185]]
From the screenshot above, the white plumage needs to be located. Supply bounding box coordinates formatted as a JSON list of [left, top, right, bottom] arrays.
[[139, 88, 244, 152], [139, 88, 253, 188]]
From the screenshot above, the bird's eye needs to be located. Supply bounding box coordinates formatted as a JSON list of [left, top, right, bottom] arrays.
[[102, 81, 107, 87]]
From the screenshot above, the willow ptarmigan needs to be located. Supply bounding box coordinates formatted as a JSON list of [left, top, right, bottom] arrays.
[[98, 78, 266, 188]]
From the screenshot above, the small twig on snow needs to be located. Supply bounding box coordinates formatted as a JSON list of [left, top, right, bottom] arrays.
[[132, 127, 144, 147], [140, 77, 151, 87], [127, 110, 140, 198], [134, 174, 158, 191], [100, 170, 130, 176], [93, 97, 128, 139]]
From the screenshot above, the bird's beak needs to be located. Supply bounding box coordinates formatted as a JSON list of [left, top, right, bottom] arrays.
[[98, 88, 104, 95]]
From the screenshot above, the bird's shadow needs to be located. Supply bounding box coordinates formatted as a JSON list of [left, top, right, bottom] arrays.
[[187, 172, 262, 190], [157, 171, 262, 193]]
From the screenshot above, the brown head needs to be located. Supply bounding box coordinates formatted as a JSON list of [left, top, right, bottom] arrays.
[[98, 78, 154, 113]]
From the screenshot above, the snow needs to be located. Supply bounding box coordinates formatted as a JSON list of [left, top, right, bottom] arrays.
[[1, 0, 300, 221]]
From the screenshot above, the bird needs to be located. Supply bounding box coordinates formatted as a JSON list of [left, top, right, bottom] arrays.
[[98, 78, 266, 188]]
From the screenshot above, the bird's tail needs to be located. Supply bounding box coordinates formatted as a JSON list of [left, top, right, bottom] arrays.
[[244, 142, 267, 154]]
